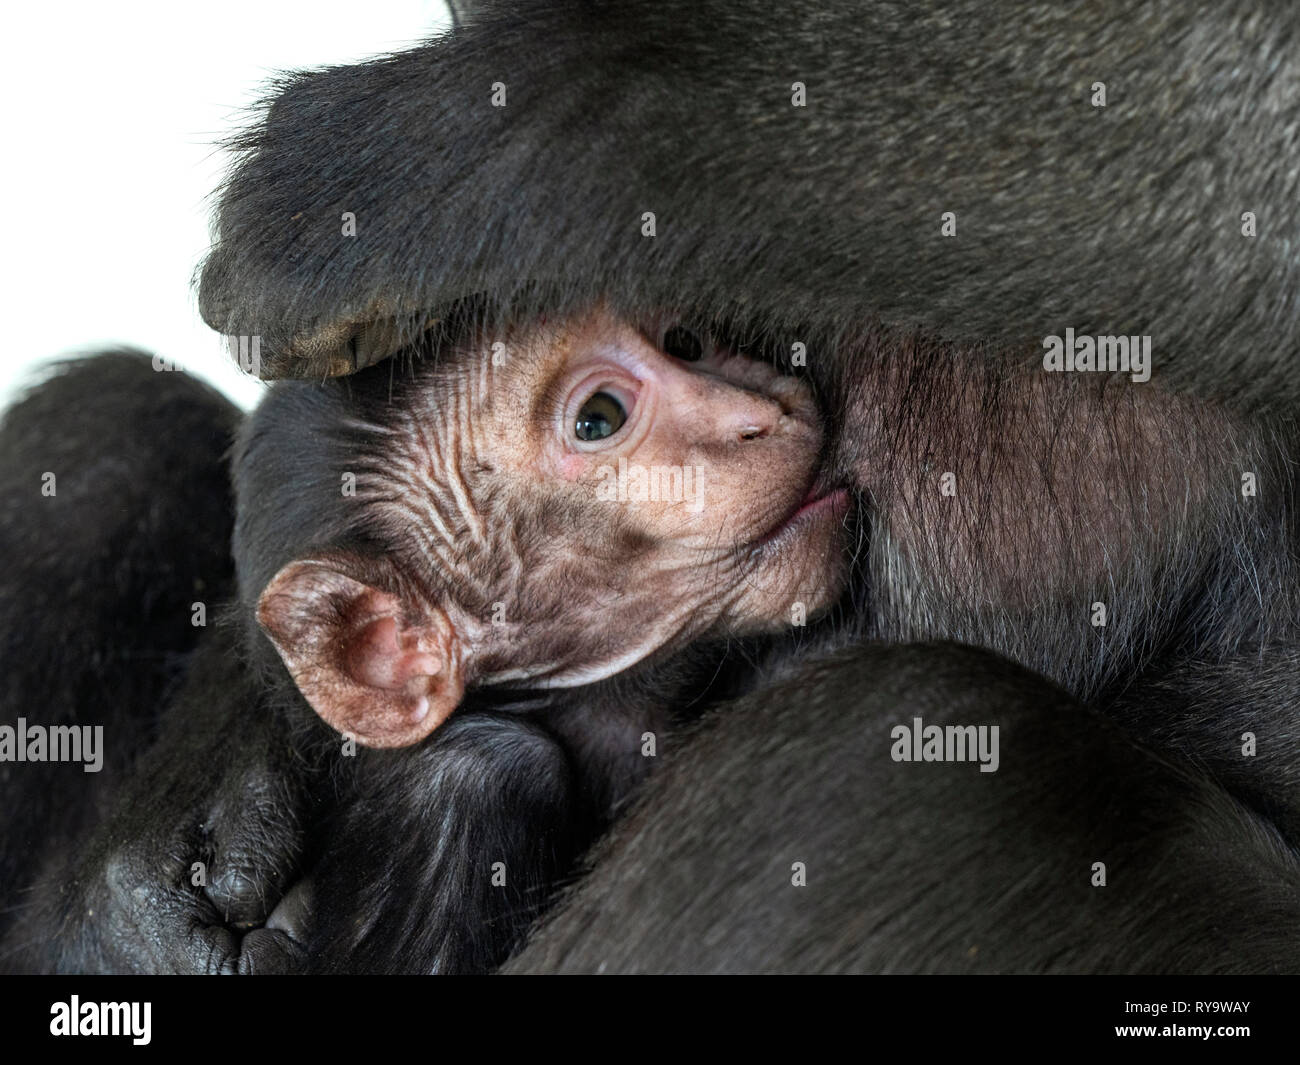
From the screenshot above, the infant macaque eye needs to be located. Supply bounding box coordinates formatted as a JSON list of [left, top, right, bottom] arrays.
[[574, 391, 628, 441], [663, 325, 704, 362]]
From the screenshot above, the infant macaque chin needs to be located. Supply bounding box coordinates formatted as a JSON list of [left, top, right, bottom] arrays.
[[256, 307, 852, 748]]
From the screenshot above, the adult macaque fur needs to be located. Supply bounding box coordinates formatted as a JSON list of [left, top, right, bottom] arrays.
[[0, 358, 308, 972], [203, 0, 1300, 416], [821, 320, 1297, 702], [508, 644, 1300, 975]]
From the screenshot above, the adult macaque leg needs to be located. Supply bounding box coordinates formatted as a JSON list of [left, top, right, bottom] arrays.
[[507, 642, 1300, 974], [8, 624, 317, 974]]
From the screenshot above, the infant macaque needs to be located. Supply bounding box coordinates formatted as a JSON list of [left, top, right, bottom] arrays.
[[254, 307, 851, 749]]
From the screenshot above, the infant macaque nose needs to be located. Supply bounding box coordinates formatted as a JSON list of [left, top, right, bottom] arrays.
[[725, 390, 787, 442]]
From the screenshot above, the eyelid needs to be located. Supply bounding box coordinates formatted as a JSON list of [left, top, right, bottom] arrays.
[[642, 318, 716, 361], [562, 372, 640, 448]]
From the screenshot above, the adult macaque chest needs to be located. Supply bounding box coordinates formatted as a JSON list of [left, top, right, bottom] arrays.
[[827, 326, 1241, 613], [251, 308, 850, 752]]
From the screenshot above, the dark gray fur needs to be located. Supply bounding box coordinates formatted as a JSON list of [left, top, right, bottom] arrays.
[[201, 0, 1300, 413]]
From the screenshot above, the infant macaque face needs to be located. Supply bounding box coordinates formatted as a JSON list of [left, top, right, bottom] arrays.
[[480, 308, 850, 618], [258, 306, 850, 747]]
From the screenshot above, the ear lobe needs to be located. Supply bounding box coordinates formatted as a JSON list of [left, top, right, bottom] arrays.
[[257, 560, 464, 748]]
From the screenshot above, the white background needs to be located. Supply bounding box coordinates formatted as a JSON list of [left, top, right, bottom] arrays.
[[0, 1, 451, 411]]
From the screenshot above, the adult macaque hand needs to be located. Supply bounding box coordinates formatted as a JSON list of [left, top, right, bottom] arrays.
[[59, 750, 311, 975], [30, 645, 318, 975]]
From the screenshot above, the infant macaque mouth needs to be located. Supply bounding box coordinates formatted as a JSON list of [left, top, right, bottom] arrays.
[[797, 481, 828, 510], [756, 480, 852, 547], [791, 485, 851, 522]]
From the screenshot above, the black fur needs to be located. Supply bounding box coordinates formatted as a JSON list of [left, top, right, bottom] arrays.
[[201, 0, 1300, 413], [0, 356, 247, 963], [508, 644, 1300, 974]]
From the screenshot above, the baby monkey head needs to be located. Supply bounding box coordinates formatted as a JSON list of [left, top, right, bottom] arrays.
[[254, 307, 850, 747]]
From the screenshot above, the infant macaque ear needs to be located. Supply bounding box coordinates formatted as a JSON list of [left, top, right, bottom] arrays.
[[257, 560, 464, 748]]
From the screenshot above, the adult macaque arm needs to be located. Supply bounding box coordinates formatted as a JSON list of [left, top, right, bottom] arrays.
[[0, 355, 312, 973], [200, 0, 1300, 412]]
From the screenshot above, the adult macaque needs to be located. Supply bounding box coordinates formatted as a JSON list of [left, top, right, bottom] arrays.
[[4, 0, 1300, 973]]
